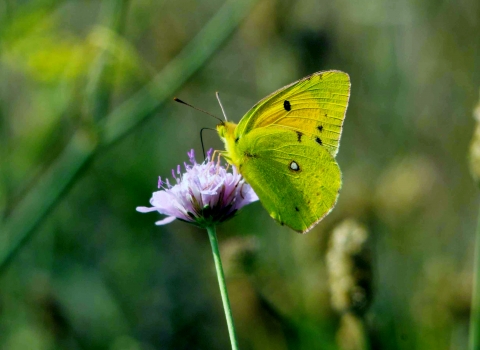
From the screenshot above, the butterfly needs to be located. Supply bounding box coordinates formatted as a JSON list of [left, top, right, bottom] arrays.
[[216, 70, 351, 233]]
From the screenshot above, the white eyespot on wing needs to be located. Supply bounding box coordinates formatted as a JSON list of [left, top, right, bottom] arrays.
[[290, 161, 300, 171]]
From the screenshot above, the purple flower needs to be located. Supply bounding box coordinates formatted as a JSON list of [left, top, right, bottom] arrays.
[[137, 149, 258, 228]]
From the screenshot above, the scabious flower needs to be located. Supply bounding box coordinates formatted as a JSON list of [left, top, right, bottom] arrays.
[[136, 149, 258, 228]]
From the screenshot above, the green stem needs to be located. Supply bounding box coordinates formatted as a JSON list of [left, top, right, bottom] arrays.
[[469, 205, 480, 350], [206, 225, 239, 350]]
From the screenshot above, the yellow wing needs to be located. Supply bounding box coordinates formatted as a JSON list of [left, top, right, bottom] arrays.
[[235, 70, 350, 157], [234, 127, 342, 233]]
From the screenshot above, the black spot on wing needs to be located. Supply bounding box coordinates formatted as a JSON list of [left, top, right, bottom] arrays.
[[317, 125, 323, 132], [295, 206, 299, 212], [244, 152, 258, 158], [315, 137, 322, 145], [296, 131, 303, 142], [284, 100, 291, 111]]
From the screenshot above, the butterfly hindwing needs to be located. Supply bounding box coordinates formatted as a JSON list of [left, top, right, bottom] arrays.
[[235, 127, 342, 233], [235, 70, 350, 157]]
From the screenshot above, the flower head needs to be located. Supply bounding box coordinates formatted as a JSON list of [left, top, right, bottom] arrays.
[[137, 149, 258, 228]]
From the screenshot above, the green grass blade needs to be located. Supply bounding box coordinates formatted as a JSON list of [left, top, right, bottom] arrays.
[[469, 205, 480, 350], [100, 0, 256, 146], [0, 0, 256, 272], [0, 130, 97, 272]]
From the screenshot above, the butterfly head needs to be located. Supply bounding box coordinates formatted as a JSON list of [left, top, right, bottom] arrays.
[[216, 121, 240, 165], [216, 121, 236, 143]]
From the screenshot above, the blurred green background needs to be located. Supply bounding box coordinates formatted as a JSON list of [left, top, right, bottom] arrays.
[[1, 0, 479, 349]]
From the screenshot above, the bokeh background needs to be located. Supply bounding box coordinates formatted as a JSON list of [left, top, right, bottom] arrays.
[[1, 0, 479, 349]]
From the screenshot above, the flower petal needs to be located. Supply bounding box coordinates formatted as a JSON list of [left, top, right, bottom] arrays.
[[236, 184, 259, 208], [155, 216, 177, 225], [150, 191, 177, 213], [136, 206, 158, 213]]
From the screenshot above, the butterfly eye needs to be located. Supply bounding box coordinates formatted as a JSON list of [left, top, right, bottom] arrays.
[[289, 161, 300, 171]]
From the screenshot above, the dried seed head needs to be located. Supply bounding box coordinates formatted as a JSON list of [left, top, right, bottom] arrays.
[[326, 220, 372, 316], [469, 91, 480, 185], [336, 313, 370, 350]]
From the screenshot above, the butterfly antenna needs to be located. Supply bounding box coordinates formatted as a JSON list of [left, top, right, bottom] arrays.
[[216, 92, 228, 121], [174, 97, 224, 123], [199, 127, 216, 159]]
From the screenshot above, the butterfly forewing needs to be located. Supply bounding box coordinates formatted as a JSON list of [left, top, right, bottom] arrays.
[[236, 71, 350, 157]]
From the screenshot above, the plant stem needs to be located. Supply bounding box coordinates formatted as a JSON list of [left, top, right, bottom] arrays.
[[469, 205, 480, 350], [206, 225, 239, 350]]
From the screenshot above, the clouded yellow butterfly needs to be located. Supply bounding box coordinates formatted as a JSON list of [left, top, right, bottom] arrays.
[[216, 70, 350, 233]]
